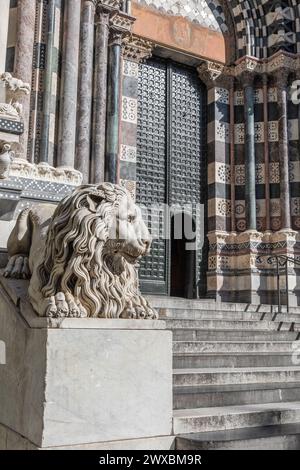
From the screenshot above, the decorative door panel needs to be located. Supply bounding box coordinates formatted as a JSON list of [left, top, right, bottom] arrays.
[[136, 58, 206, 295], [136, 59, 169, 294]]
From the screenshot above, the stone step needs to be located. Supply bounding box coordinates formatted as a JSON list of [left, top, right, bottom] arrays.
[[173, 367, 300, 386], [173, 401, 300, 434], [166, 318, 300, 331], [173, 340, 296, 354], [173, 352, 297, 369], [173, 382, 300, 409], [148, 296, 300, 313], [161, 308, 300, 323], [176, 423, 300, 450], [172, 328, 300, 341]]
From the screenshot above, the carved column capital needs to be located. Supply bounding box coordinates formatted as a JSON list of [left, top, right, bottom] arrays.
[[109, 30, 123, 46], [97, 0, 122, 10], [122, 35, 153, 63], [197, 60, 233, 89], [239, 71, 255, 89]]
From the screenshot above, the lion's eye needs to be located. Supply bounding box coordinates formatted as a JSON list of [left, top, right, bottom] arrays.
[[128, 215, 136, 223]]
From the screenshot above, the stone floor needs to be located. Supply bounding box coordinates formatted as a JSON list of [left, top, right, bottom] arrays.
[[149, 296, 300, 450]]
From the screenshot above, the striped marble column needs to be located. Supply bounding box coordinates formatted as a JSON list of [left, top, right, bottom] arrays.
[[14, 0, 36, 159], [242, 72, 257, 231], [276, 69, 291, 230], [263, 74, 271, 231], [75, 0, 96, 182], [198, 62, 232, 234], [57, 0, 81, 168]]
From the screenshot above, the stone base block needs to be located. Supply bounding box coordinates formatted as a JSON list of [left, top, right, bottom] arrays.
[[0, 276, 173, 449], [207, 270, 300, 306], [0, 423, 175, 450]]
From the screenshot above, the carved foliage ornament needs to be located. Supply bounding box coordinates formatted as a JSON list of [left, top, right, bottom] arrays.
[[199, 52, 300, 87], [98, 0, 121, 9], [9, 159, 83, 185], [122, 35, 153, 62]]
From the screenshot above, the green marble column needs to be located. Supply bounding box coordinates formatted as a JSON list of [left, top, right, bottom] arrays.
[[105, 31, 122, 183], [40, 0, 60, 165], [76, 0, 96, 182], [243, 73, 257, 231], [57, 0, 81, 168], [90, 4, 111, 184]]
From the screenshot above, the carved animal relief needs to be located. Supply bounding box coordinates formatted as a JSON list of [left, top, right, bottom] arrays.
[[4, 183, 157, 319]]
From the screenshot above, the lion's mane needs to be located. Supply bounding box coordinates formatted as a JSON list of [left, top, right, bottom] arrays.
[[37, 182, 154, 318]]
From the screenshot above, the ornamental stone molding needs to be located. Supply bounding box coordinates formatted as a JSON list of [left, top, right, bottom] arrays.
[[198, 51, 300, 87], [122, 35, 154, 62], [109, 9, 135, 32], [9, 159, 83, 185], [97, 0, 121, 10], [197, 61, 232, 88]]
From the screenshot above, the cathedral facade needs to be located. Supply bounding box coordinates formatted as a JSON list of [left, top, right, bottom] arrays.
[[1, 0, 300, 306]]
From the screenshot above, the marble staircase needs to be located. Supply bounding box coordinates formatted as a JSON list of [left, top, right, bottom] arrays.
[[148, 296, 300, 450]]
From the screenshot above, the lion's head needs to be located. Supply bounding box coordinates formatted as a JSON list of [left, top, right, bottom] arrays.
[[38, 183, 157, 319]]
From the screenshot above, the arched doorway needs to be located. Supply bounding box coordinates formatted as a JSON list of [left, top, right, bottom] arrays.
[[170, 212, 197, 299], [136, 56, 207, 297]]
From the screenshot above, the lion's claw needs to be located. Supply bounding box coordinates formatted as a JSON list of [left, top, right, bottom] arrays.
[[44, 293, 87, 318], [120, 305, 158, 320], [4, 255, 30, 280]]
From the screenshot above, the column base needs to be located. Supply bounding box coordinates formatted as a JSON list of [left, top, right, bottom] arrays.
[[207, 229, 300, 307]]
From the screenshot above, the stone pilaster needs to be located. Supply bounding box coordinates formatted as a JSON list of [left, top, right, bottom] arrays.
[[198, 61, 233, 302], [119, 35, 153, 198], [57, 0, 81, 168], [198, 61, 232, 233], [242, 71, 257, 231], [14, 0, 36, 159], [275, 69, 291, 230], [262, 73, 271, 231], [75, 0, 96, 183]]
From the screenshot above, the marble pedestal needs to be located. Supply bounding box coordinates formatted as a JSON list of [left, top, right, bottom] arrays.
[[0, 276, 173, 450], [207, 229, 300, 306]]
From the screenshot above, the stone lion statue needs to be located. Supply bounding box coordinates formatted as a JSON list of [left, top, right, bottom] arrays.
[[4, 183, 157, 319]]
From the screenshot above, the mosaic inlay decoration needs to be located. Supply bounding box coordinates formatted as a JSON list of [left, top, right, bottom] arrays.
[[137, 0, 228, 33], [138, 1, 300, 59]]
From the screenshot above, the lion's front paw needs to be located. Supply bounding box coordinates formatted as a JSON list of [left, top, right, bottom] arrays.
[[4, 254, 30, 279], [120, 305, 158, 320], [44, 293, 88, 318]]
